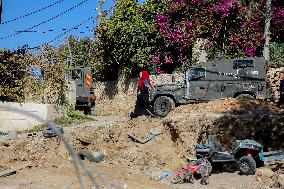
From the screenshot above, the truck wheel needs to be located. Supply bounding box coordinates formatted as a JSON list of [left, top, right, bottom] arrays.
[[90, 103, 96, 116], [153, 96, 174, 117], [236, 94, 255, 100], [84, 107, 91, 115], [238, 156, 256, 175]]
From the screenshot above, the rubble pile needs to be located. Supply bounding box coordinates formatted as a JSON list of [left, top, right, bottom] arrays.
[[242, 168, 284, 189], [267, 70, 284, 99]]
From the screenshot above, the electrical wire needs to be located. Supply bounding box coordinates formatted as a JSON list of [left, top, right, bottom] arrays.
[[46, 16, 94, 45], [14, 26, 92, 33], [25, 17, 94, 50], [1, 0, 65, 25], [0, 0, 90, 40]]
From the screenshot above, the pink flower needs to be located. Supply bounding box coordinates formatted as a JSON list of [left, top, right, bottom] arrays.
[[155, 14, 168, 23], [151, 55, 160, 65]]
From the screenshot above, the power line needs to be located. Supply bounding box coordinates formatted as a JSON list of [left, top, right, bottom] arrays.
[[0, 0, 90, 40], [1, 0, 65, 25], [27, 16, 94, 50], [0, 0, 2, 24], [47, 16, 94, 44], [14, 26, 92, 33]]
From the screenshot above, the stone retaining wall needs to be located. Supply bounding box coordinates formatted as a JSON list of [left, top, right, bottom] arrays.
[[93, 73, 184, 116]]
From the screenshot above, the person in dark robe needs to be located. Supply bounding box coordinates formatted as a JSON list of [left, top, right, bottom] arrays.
[[130, 69, 154, 118]]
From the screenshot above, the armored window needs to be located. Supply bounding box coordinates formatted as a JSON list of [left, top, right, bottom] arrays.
[[189, 67, 206, 79], [72, 69, 82, 80], [233, 60, 254, 69]]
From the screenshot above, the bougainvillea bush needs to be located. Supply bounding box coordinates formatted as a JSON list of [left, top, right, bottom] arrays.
[[96, 0, 284, 76], [153, 0, 284, 72]]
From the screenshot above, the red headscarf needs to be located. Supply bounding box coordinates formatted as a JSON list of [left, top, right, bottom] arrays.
[[138, 70, 153, 90]]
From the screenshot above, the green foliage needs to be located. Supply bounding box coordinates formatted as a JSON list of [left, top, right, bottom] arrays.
[[95, 0, 167, 79], [57, 36, 96, 69], [54, 111, 95, 125], [270, 42, 284, 68]]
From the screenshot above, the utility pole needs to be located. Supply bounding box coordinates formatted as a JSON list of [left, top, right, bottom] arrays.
[[98, 0, 103, 25], [0, 0, 3, 24], [40, 46, 45, 103], [263, 0, 272, 63], [66, 36, 73, 79]]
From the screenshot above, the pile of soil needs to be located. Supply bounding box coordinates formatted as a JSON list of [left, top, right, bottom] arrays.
[[172, 99, 282, 115]]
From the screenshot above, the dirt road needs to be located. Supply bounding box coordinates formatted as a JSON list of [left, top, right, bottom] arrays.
[[0, 99, 283, 189]]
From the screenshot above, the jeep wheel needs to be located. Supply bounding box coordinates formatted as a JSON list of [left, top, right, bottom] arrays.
[[238, 156, 256, 175], [153, 96, 174, 117], [236, 94, 255, 100]]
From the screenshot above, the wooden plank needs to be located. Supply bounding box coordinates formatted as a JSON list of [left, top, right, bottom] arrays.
[[0, 163, 32, 177]]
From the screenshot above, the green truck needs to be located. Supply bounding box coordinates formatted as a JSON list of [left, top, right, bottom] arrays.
[[150, 57, 272, 117], [72, 66, 96, 115]]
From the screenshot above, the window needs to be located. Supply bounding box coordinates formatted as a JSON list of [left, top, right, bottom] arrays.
[[189, 68, 206, 79], [233, 60, 254, 69], [72, 69, 82, 80]]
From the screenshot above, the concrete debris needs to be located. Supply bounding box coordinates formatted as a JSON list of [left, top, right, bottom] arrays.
[[278, 174, 284, 186], [0, 131, 17, 140], [256, 168, 275, 179], [78, 151, 104, 163], [42, 126, 64, 138]]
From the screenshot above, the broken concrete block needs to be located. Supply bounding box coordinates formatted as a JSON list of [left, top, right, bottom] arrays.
[[42, 126, 64, 138], [256, 168, 275, 183], [278, 174, 284, 186], [78, 151, 104, 163]]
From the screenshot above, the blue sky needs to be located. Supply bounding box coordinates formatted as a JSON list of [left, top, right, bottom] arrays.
[[0, 0, 144, 50]]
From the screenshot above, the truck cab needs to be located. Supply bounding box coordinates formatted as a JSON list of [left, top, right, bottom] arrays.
[[150, 57, 272, 117], [72, 66, 96, 115]]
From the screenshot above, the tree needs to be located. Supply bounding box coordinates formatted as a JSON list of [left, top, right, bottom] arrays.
[[95, 0, 167, 79]]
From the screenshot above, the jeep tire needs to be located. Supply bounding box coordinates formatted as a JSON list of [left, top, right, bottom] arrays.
[[153, 96, 174, 117], [238, 156, 256, 175]]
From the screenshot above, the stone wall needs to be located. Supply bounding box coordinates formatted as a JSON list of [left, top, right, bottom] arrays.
[[267, 67, 284, 100], [93, 73, 184, 116]]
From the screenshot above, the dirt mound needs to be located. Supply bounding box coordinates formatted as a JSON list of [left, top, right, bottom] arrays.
[[1, 100, 283, 173], [173, 99, 282, 115]]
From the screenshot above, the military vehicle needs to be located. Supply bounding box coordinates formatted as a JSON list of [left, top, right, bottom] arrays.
[[149, 57, 272, 117], [195, 135, 264, 175], [71, 66, 96, 115]]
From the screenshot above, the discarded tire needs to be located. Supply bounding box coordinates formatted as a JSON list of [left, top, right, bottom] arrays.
[[238, 156, 256, 175], [153, 96, 174, 117], [78, 151, 104, 163]]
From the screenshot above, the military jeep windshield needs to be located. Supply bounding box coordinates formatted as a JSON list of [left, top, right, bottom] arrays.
[[189, 68, 206, 80]]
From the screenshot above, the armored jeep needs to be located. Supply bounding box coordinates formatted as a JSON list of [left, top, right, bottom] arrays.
[[149, 57, 272, 117], [71, 66, 96, 115]]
